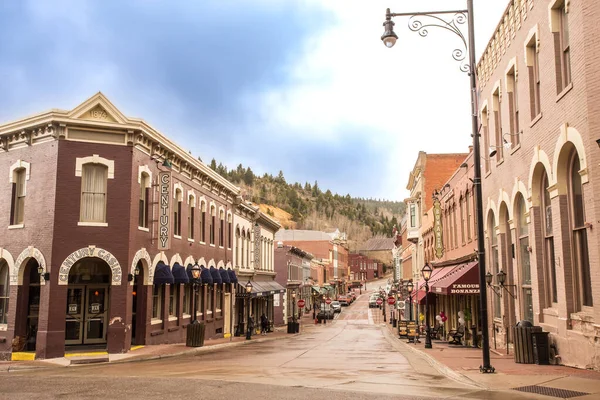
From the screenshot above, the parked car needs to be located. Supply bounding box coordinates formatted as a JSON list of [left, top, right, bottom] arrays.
[[369, 294, 380, 308], [318, 306, 335, 320], [348, 292, 357, 301], [330, 301, 342, 313], [338, 295, 350, 306]]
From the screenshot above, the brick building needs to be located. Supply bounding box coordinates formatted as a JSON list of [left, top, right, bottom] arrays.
[[273, 245, 313, 326], [0, 93, 280, 360]]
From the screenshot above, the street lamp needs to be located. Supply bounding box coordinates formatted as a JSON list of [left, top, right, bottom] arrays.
[[422, 263, 433, 349], [406, 280, 414, 323], [292, 289, 297, 325], [245, 280, 253, 340], [190, 264, 201, 324], [381, 0, 494, 373]]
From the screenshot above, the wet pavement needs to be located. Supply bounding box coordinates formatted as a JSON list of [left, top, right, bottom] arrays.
[[0, 278, 570, 399]]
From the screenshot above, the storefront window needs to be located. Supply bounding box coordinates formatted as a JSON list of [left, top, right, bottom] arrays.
[[169, 285, 179, 316], [152, 285, 163, 320], [0, 261, 9, 325], [183, 285, 190, 315]]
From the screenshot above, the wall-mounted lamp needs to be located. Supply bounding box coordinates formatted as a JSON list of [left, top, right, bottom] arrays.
[[496, 269, 517, 299], [489, 139, 512, 157], [128, 264, 141, 282], [485, 271, 502, 298], [38, 265, 50, 282]]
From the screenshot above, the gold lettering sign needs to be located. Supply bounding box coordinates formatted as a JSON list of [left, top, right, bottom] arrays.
[[433, 197, 444, 259], [158, 171, 171, 250]]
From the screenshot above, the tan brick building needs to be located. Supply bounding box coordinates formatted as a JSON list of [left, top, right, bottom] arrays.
[[476, 0, 600, 369]]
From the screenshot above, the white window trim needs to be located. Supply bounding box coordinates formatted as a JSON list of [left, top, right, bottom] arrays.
[[78, 222, 108, 227], [188, 238, 195, 243], [173, 182, 184, 201], [9, 159, 31, 191], [548, 0, 569, 32], [504, 57, 518, 93], [0, 324, 7, 331], [187, 190, 197, 207], [523, 24, 540, 67], [168, 316, 178, 322], [8, 224, 24, 230], [183, 313, 191, 319], [138, 226, 150, 232], [75, 154, 115, 179], [174, 234, 182, 240], [137, 165, 152, 186], [151, 318, 163, 325]]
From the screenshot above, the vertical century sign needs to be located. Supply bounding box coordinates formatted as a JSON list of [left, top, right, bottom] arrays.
[[433, 195, 444, 259], [158, 171, 171, 250]]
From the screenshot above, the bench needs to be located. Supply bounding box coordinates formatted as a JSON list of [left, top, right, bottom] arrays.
[[448, 325, 465, 345], [429, 325, 442, 340]]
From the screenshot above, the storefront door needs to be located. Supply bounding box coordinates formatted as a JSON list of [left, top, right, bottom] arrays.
[[65, 285, 109, 345]]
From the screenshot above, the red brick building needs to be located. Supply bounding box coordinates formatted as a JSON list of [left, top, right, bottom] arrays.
[[0, 93, 279, 360]]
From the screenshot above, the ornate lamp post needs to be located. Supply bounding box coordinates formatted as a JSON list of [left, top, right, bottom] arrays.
[[380, 0, 494, 373], [190, 264, 201, 324], [245, 280, 253, 340], [422, 263, 433, 349], [406, 280, 414, 323]]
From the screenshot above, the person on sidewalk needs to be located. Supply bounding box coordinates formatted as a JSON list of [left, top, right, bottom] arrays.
[[260, 313, 268, 336]]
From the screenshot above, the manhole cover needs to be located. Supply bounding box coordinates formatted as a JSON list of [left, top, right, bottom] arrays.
[[512, 385, 590, 398]]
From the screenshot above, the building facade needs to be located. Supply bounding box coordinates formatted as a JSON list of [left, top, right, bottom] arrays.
[[476, 0, 600, 370], [273, 245, 313, 325], [0, 93, 279, 360]]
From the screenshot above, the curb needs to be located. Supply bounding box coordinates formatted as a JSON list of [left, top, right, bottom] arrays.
[[380, 325, 486, 390]]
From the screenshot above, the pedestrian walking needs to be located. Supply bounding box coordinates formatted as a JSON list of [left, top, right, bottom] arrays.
[[260, 313, 268, 335]]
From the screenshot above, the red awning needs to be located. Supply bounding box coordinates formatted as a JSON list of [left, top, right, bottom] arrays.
[[430, 261, 480, 295]]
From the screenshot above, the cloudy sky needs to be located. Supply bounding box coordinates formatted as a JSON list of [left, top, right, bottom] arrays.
[[0, 0, 508, 201]]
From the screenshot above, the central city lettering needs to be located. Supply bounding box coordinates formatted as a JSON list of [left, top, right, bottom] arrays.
[[158, 171, 171, 250]]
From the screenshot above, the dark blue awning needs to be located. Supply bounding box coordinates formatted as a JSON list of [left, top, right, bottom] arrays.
[[186, 264, 203, 283], [219, 267, 231, 284], [210, 266, 223, 285], [154, 262, 174, 285], [227, 268, 238, 284], [172, 263, 189, 284], [200, 267, 213, 285]]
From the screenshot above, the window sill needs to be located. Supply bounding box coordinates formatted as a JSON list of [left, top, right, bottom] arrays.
[[78, 221, 108, 227], [219, 246, 224, 249], [556, 82, 573, 102], [168, 316, 178, 322], [8, 224, 24, 230], [199, 241, 206, 245], [216, 308, 222, 313], [138, 226, 149, 232], [151, 318, 163, 325], [188, 238, 195, 243], [530, 112, 543, 128], [174, 235, 182, 240], [210, 244, 215, 248], [182, 313, 191, 319], [510, 143, 522, 155], [0, 324, 7, 331]]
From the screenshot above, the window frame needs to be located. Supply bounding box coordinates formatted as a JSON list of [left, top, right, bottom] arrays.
[[80, 163, 109, 224], [0, 261, 9, 326], [152, 285, 163, 321]]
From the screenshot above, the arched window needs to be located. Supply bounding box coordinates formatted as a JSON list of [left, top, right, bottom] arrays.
[[11, 168, 26, 225], [0, 261, 8, 325], [80, 163, 108, 223], [210, 206, 216, 245], [200, 201, 206, 243], [246, 234, 251, 269], [174, 189, 182, 237], [241, 230, 246, 268], [188, 194, 195, 240], [228, 215, 233, 249], [488, 212, 501, 318], [515, 195, 533, 322], [569, 152, 592, 308], [219, 210, 224, 247], [466, 190, 472, 241], [539, 170, 557, 306], [235, 228, 241, 267]]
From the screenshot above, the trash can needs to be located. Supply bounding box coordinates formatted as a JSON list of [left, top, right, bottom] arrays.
[[513, 320, 540, 364], [186, 322, 206, 347], [287, 322, 293, 334], [532, 331, 550, 365]]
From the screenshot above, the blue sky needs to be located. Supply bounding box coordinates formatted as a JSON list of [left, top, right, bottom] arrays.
[[0, 0, 508, 201]]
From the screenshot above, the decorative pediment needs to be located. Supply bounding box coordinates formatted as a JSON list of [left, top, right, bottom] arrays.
[[68, 92, 128, 124]]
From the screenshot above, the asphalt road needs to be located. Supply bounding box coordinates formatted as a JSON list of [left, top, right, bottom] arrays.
[[0, 278, 536, 399]]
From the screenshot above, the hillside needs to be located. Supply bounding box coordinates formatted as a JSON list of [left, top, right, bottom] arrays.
[[208, 159, 405, 248]]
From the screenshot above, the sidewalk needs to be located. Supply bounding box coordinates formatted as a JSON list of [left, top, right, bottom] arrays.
[[383, 320, 600, 397], [0, 327, 295, 371]]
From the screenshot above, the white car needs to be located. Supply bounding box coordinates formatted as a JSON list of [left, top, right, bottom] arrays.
[[330, 301, 342, 313]]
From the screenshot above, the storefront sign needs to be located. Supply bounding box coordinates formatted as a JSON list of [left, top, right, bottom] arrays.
[[68, 304, 78, 314], [274, 293, 280, 307], [90, 303, 101, 313], [433, 196, 444, 259], [449, 283, 479, 294], [158, 171, 171, 250]]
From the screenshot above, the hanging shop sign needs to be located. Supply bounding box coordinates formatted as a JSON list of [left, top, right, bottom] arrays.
[[158, 171, 172, 250], [433, 196, 444, 259]]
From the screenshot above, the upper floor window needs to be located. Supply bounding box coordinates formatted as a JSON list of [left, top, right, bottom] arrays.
[[481, 105, 490, 172], [187, 194, 195, 240], [174, 189, 182, 237], [551, 0, 571, 93], [201, 201, 206, 243], [228, 215, 232, 249], [139, 173, 150, 228], [409, 204, 416, 227], [80, 164, 108, 223], [11, 168, 26, 225], [506, 65, 520, 148], [219, 210, 224, 247], [492, 85, 503, 160], [525, 31, 541, 119], [210, 205, 216, 245]]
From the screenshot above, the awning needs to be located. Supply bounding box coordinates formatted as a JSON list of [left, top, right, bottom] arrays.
[[219, 267, 231, 284], [154, 262, 174, 285], [200, 267, 213, 285], [413, 266, 458, 304], [210, 266, 223, 285], [249, 281, 267, 296], [431, 261, 480, 295], [172, 263, 189, 284], [261, 281, 286, 294], [311, 285, 321, 294], [227, 268, 238, 284]]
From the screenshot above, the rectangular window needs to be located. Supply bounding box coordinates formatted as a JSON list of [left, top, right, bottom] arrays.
[[0, 262, 9, 325], [201, 210, 206, 242], [152, 285, 163, 320], [188, 204, 194, 239], [80, 164, 108, 223], [210, 215, 215, 244], [481, 107, 490, 172], [460, 198, 465, 245], [410, 204, 416, 227], [174, 200, 182, 236], [219, 218, 224, 247], [466, 192, 471, 241], [11, 169, 26, 225], [492, 245, 501, 318], [228, 221, 232, 249], [493, 88, 503, 160], [138, 183, 149, 228], [453, 206, 458, 249], [183, 285, 191, 315], [169, 285, 179, 316], [553, 1, 571, 93], [527, 37, 541, 119], [506, 68, 520, 148], [216, 287, 222, 312], [207, 285, 213, 314]]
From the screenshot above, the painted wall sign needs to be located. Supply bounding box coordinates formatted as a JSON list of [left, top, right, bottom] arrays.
[[59, 246, 122, 285], [449, 283, 480, 294], [158, 171, 172, 250], [433, 196, 444, 259]]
